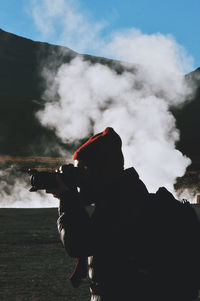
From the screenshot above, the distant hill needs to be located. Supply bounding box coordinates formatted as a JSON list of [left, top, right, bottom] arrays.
[[0, 28, 200, 168], [0, 29, 77, 156], [172, 68, 200, 166], [0, 29, 126, 157]]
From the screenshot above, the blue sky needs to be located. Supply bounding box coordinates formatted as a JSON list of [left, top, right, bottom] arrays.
[[0, 0, 199, 70]]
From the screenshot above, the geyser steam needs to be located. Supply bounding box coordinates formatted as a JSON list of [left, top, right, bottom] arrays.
[[1, 0, 196, 208], [37, 42, 194, 193], [0, 167, 56, 208], [29, 0, 196, 196]]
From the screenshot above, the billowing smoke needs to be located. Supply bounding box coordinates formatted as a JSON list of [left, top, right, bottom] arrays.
[[36, 39, 194, 194], [29, 0, 197, 196], [177, 189, 199, 204], [30, 0, 106, 54], [1, 0, 195, 208], [0, 167, 57, 208]]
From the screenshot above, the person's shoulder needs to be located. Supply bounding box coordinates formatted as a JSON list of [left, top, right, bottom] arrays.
[[121, 167, 148, 194], [119, 167, 139, 186], [123, 167, 139, 179], [118, 167, 148, 209]]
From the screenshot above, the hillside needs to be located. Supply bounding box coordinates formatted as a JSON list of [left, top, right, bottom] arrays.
[[0, 28, 200, 167], [0, 29, 126, 157]]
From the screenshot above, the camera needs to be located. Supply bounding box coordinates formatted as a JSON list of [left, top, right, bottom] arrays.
[[28, 164, 82, 192]]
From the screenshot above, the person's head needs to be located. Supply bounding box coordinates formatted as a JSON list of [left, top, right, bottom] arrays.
[[73, 127, 124, 199]]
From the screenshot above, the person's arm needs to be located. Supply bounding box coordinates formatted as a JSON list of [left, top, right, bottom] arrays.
[[46, 175, 94, 258], [57, 189, 93, 258]]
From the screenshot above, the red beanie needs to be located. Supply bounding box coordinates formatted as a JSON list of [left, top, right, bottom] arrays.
[[73, 127, 124, 167]]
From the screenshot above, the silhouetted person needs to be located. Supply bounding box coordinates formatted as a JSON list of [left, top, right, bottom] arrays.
[[47, 127, 199, 301]]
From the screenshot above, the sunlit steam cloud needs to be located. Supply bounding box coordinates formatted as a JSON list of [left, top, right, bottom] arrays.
[[0, 167, 57, 208], [30, 0, 106, 54], [0, 1, 196, 208], [177, 189, 199, 204], [29, 0, 196, 200], [29, 0, 196, 195], [37, 51, 193, 193]]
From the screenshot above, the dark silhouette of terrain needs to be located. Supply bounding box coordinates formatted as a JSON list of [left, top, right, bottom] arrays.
[[0, 28, 200, 167], [0, 29, 76, 156], [173, 69, 200, 168], [0, 29, 127, 157]]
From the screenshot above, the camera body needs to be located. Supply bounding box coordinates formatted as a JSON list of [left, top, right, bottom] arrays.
[[28, 164, 81, 192]]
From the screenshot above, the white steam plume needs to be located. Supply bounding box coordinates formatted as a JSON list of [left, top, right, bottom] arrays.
[[30, 0, 106, 53], [31, 0, 196, 195], [37, 56, 193, 193], [0, 168, 57, 208]]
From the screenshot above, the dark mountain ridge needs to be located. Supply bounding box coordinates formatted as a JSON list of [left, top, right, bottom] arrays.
[[0, 28, 77, 98], [0, 28, 200, 169]]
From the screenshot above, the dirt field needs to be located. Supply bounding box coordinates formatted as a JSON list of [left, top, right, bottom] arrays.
[[0, 208, 90, 301], [0, 207, 200, 301]]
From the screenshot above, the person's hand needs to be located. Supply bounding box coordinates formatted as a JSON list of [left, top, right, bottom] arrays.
[[46, 174, 69, 198]]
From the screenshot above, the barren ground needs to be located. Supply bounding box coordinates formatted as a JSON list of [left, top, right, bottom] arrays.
[[0, 207, 200, 301], [0, 208, 90, 301]]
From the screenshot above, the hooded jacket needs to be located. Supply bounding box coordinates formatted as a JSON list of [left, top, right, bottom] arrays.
[[57, 164, 200, 301], [57, 167, 150, 300]]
